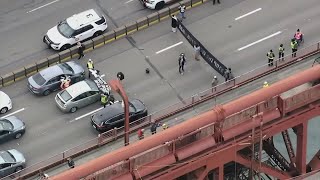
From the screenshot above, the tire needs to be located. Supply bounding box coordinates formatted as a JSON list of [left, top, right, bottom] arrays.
[[155, 1, 165, 10], [70, 107, 77, 113], [15, 166, 23, 172], [93, 31, 103, 38], [43, 90, 51, 96], [60, 44, 71, 51], [15, 133, 22, 139], [0, 107, 8, 114]]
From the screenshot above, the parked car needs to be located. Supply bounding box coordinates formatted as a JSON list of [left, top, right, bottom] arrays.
[[0, 116, 26, 144], [43, 9, 108, 51], [0, 149, 26, 178], [140, 0, 178, 10], [0, 91, 12, 114], [91, 99, 148, 132], [27, 61, 85, 96], [55, 79, 101, 113]]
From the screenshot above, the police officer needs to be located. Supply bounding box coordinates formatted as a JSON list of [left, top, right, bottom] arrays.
[[267, 50, 275, 66], [279, 44, 285, 61], [87, 59, 94, 78], [101, 93, 108, 108], [291, 39, 298, 57]]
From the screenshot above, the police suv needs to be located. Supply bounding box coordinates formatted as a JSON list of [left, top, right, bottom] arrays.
[[140, 0, 178, 10], [43, 9, 108, 51]]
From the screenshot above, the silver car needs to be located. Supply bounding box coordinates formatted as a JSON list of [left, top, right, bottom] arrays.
[[55, 79, 101, 113], [27, 61, 85, 96], [0, 149, 26, 178], [0, 116, 26, 144]]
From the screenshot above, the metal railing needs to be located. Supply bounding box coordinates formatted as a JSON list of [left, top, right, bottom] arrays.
[[2, 41, 320, 180]]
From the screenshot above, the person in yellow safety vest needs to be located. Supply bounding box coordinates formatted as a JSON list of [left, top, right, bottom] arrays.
[[60, 76, 71, 90], [291, 39, 298, 58], [267, 50, 275, 67], [278, 44, 285, 61], [101, 93, 108, 108], [87, 59, 94, 78], [263, 81, 269, 88], [162, 123, 168, 130]]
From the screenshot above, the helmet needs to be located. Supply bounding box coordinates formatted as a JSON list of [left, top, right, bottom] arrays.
[[264, 81, 268, 85], [180, 53, 184, 56], [88, 59, 92, 62], [141, 129, 145, 132], [213, 76, 217, 79], [162, 124, 166, 127]]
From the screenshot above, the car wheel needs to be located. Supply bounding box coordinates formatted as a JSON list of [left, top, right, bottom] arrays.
[[70, 107, 77, 113], [60, 44, 71, 51], [93, 31, 103, 38], [15, 133, 23, 139], [15, 166, 23, 172], [155, 1, 165, 10], [0, 107, 8, 114], [43, 90, 51, 96]]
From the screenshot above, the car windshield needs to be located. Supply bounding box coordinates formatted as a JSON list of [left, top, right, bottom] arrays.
[[60, 90, 72, 102], [57, 20, 75, 38], [129, 102, 136, 113], [32, 73, 46, 86], [0, 151, 15, 163], [58, 63, 74, 74], [0, 120, 13, 131]]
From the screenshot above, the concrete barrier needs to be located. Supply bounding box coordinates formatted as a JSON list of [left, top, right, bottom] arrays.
[[0, 0, 207, 88]]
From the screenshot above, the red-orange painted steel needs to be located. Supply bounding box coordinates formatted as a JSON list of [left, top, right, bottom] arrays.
[[52, 66, 320, 180]]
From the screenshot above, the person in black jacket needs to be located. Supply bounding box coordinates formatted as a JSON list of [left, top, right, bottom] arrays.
[[77, 42, 85, 59], [178, 53, 186, 75], [171, 15, 178, 33]]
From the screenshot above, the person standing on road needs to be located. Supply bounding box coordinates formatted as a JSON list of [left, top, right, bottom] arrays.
[[151, 122, 159, 135], [263, 81, 269, 88], [278, 44, 285, 61], [67, 158, 75, 168], [212, 76, 219, 87], [179, 5, 186, 20], [291, 38, 298, 57], [194, 44, 200, 61], [267, 50, 275, 66], [213, 0, 220, 5], [77, 42, 85, 60], [171, 15, 178, 32], [101, 93, 108, 108], [137, 129, 145, 140], [224, 68, 232, 82], [178, 53, 186, 75], [87, 59, 94, 78]]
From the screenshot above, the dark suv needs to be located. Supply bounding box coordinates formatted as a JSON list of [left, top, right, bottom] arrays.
[[91, 99, 147, 132]]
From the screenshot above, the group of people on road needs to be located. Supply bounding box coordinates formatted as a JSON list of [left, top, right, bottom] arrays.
[[137, 122, 169, 140], [266, 29, 303, 66]]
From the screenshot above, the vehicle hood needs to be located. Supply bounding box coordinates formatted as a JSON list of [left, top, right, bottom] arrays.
[[27, 76, 42, 89], [6, 116, 25, 131], [131, 99, 146, 113], [7, 149, 26, 163], [0, 91, 11, 108], [47, 25, 68, 44]]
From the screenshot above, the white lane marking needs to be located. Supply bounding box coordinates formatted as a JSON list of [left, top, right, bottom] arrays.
[[1, 108, 25, 118], [70, 107, 104, 122], [125, 0, 135, 3], [156, 41, 183, 54], [27, 0, 60, 13], [235, 8, 262, 21], [237, 31, 282, 51]]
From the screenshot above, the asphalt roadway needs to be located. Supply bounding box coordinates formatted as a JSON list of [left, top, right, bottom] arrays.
[[0, 0, 320, 177]]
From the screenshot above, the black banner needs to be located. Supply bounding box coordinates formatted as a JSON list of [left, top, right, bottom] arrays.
[[177, 21, 227, 76]]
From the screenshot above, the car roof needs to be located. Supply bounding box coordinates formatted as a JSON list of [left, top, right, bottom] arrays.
[[39, 65, 64, 80], [93, 102, 124, 124], [66, 79, 98, 98], [66, 9, 101, 30]]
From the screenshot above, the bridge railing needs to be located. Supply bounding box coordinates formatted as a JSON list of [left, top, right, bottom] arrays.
[[83, 84, 320, 180], [3, 41, 320, 180]]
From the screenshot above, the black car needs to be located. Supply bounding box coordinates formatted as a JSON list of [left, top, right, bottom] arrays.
[[91, 99, 148, 132], [0, 116, 26, 144]]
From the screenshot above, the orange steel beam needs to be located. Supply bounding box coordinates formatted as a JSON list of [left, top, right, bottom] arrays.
[[296, 122, 308, 174], [52, 65, 320, 180]]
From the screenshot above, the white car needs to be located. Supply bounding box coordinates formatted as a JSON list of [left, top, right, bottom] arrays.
[[0, 91, 12, 114], [43, 9, 108, 51], [140, 0, 178, 10]]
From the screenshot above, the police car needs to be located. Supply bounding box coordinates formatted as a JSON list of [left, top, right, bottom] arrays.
[[43, 9, 108, 51]]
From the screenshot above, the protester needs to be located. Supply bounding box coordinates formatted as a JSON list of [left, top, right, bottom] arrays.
[[171, 15, 178, 33], [194, 44, 200, 61], [77, 42, 85, 59], [138, 129, 145, 140], [178, 53, 186, 75], [212, 76, 219, 87], [278, 44, 285, 61], [67, 158, 75, 168], [178, 5, 186, 20], [267, 49, 275, 66]]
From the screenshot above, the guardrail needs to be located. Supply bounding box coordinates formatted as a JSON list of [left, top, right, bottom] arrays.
[[3, 41, 319, 180], [0, 0, 208, 88]]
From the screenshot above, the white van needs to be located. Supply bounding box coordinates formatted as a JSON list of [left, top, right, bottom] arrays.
[[43, 9, 108, 51]]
